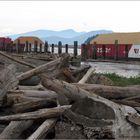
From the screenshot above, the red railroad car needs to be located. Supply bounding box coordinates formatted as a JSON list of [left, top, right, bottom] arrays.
[[0, 37, 13, 51], [81, 32, 140, 60]]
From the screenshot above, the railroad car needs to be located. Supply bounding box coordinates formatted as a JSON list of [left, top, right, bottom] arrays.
[[0, 37, 13, 52], [82, 32, 140, 60]]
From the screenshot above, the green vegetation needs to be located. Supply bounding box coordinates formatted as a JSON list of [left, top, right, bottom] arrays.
[[101, 73, 140, 86]]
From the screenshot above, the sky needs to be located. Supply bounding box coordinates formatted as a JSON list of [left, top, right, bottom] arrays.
[[0, 1, 140, 36]]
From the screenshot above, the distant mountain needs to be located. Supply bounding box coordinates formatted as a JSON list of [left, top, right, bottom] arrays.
[[9, 29, 113, 45], [9, 29, 85, 40], [42, 30, 113, 44]]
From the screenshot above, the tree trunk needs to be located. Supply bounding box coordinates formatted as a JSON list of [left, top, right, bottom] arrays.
[[8, 90, 58, 100], [16, 58, 61, 81], [0, 105, 71, 121], [74, 83, 140, 100], [0, 120, 33, 139], [112, 99, 140, 107], [78, 67, 95, 84], [7, 94, 42, 104], [27, 119, 57, 140], [18, 84, 45, 90], [11, 99, 57, 113], [70, 64, 91, 75], [40, 74, 140, 138], [0, 51, 35, 68], [63, 68, 77, 82], [8, 89, 69, 105], [17, 54, 69, 81], [0, 64, 18, 106]]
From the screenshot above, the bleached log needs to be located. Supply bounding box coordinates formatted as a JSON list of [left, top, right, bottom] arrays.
[[40, 74, 140, 138], [112, 99, 140, 107], [17, 54, 69, 81], [18, 84, 45, 90], [78, 67, 95, 84], [17, 58, 61, 81], [8, 90, 58, 99], [63, 68, 77, 82], [7, 94, 41, 104], [8, 89, 69, 105], [70, 64, 91, 75], [0, 105, 71, 121], [0, 64, 18, 106], [11, 99, 57, 113], [27, 119, 57, 140], [0, 120, 33, 139], [126, 113, 140, 126], [0, 51, 35, 68], [74, 83, 140, 100]]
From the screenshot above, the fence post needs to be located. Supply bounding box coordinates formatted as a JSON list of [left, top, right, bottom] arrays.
[[34, 41, 38, 53], [39, 43, 42, 53], [81, 44, 87, 60], [44, 41, 48, 53], [51, 44, 54, 53], [58, 41, 62, 54], [114, 40, 118, 60], [74, 41, 78, 57], [102, 45, 106, 59], [65, 44, 68, 53], [25, 41, 28, 53], [125, 45, 128, 61], [29, 44, 31, 53], [93, 42, 97, 59], [17, 39, 20, 54]]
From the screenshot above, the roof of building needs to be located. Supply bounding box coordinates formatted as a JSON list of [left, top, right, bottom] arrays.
[[13, 36, 44, 44], [90, 32, 140, 45]]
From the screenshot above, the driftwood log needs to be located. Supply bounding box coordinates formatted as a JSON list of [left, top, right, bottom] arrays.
[[0, 120, 33, 139], [78, 67, 95, 84], [0, 64, 18, 106], [18, 84, 45, 90], [27, 119, 57, 140], [0, 51, 36, 68], [10, 99, 57, 113], [0, 105, 71, 121], [74, 83, 140, 100], [16, 58, 61, 81], [8, 90, 58, 99], [40, 74, 140, 138], [70, 64, 91, 75], [7, 89, 68, 105], [17, 54, 69, 81], [63, 68, 77, 82]]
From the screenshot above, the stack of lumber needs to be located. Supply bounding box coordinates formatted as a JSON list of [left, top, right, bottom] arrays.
[[0, 52, 140, 139]]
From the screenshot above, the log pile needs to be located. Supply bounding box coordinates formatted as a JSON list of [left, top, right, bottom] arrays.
[[0, 52, 140, 139]]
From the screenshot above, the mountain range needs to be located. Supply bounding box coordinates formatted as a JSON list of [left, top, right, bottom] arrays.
[[9, 29, 113, 45]]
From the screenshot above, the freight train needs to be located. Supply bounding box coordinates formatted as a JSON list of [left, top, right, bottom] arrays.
[[0, 36, 44, 53], [81, 32, 140, 60], [0, 37, 13, 52], [1, 32, 140, 60]]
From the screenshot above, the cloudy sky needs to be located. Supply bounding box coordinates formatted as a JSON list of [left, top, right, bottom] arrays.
[[0, 1, 140, 36]]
